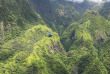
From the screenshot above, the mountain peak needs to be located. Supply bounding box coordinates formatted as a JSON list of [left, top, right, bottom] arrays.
[[86, 10, 99, 15], [84, 10, 100, 16]]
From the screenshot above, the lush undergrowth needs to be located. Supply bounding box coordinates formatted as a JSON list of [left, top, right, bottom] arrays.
[[0, 0, 44, 42], [61, 11, 110, 74], [0, 25, 76, 74], [1, 0, 110, 74]]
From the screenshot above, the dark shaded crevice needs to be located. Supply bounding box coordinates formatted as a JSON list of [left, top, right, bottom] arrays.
[[62, 30, 75, 52], [97, 37, 104, 43], [70, 30, 75, 43]]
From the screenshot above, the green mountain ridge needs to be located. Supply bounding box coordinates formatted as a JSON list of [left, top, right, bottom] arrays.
[[61, 10, 110, 73], [0, 25, 73, 74]]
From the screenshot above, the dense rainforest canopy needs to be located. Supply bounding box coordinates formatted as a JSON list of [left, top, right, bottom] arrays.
[[0, 0, 110, 74]]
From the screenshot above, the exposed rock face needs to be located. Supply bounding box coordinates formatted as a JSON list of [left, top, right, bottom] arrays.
[[8, 23, 11, 33], [0, 21, 4, 39], [49, 41, 64, 54], [97, 37, 104, 43], [95, 30, 106, 43]]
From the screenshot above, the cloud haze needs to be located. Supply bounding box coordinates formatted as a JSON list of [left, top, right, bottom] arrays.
[[65, 0, 110, 3]]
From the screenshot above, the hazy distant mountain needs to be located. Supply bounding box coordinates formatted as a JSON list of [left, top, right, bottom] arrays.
[[100, 2, 110, 20]]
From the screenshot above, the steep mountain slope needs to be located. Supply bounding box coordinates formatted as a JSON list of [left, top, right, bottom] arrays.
[[99, 2, 110, 21], [0, 0, 43, 42], [100, 7, 110, 20], [62, 10, 110, 50], [98, 40, 110, 74], [61, 10, 110, 73], [29, 0, 80, 34], [1, 0, 110, 74], [0, 1, 77, 73], [72, 0, 103, 15], [0, 25, 76, 74]]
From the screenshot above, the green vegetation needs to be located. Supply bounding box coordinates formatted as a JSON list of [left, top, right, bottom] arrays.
[[29, 0, 80, 35], [0, 25, 76, 74], [61, 10, 110, 74], [1, 0, 110, 74], [0, 0, 44, 41], [100, 7, 110, 21]]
